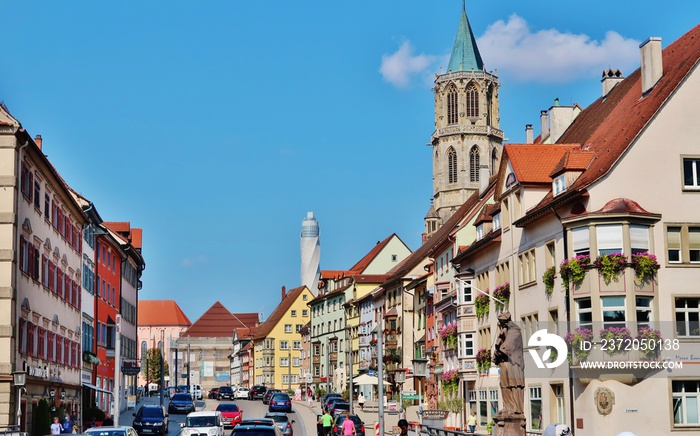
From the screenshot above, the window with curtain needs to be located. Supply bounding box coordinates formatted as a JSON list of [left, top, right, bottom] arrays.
[[572, 227, 590, 256], [470, 146, 480, 182], [597, 224, 623, 255], [448, 147, 457, 183]]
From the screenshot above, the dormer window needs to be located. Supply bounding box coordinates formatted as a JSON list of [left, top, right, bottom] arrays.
[[553, 174, 566, 195], [476, 224, 484, 240], [493, 213, 501, 230]]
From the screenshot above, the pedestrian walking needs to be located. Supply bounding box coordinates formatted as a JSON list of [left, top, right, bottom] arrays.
[[341, 413, 356, 436], [61, 414, 74, 434], [51, 417, 62, 435], [397, 419, 409, 436], [318, 410, 333, 436], [357, 392, 365, 411]]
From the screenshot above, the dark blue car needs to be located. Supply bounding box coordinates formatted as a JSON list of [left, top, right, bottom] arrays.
[[268, 393, 292, 413], [168, 393, 194, 414]]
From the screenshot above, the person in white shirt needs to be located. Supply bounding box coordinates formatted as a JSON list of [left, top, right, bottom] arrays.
[[50, 417, 62, 435]]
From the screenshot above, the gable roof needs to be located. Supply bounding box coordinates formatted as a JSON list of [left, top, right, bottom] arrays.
[[517, 24, 700, 225], [138, 300, 192, 326], [252, 286, 309, 339], [182, 301, 259, 338], [505, 144, 581, 185], [348, 233, 404, 273]]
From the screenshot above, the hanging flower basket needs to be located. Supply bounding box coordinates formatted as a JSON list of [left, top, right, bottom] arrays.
[[560, 255, 591, 290], [543, 266, 556, 296], [493, 283, 510, 312], [439, 322, 458, 349], [637, 326, 663, 360], [441, 369, 459, 396], [599, 326, 632, 356], [475, 291, 490, 318], [595, 252, 628, 285], [631, 252, 660, 284], [565, 327, 594, 363], [476, 348, 491, 374]]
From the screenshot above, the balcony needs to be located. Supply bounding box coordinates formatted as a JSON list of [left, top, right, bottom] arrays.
[[262, 349, 275, 358], [385, 334, 398, 348]]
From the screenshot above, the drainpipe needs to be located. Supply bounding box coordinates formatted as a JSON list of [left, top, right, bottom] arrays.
[[550, 207, 575, 434]]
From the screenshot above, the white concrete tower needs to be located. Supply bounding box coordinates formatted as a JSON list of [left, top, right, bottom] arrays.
[[300, 212, 320, 295]]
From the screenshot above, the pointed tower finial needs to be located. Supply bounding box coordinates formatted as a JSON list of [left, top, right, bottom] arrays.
[[447, 1, 484, 73], [462, 0, 466, 13]]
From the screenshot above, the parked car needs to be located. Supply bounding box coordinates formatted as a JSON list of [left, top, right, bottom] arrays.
[[264, 412, 294, 436], [268, 392, 292, 413], [215, 403, 243, 428], [328, 401, 350, 418], [235, 387, 250, 400], [263, 389, 281, 405], [208, 388, 220, 399], [249, 385, 267, 400], [132, 405, 169, 436], [168, 393, 195, 414], [180, 411, 224, 436], [218, 386, 235, 400], [232, 423, 282, 436], [332, 414, 365, 436], [86, 426, 140, 436]]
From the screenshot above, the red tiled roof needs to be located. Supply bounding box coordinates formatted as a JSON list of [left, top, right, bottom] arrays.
[[521, 24, 700, 223], [321, 270, 350, 280], [505, 144, 581, 185], [138, 300, 192, 326], [349, 233, 403, 273], [550, 150, 595, 177], [252, 286, 309, 339], [182, 301, 259, 338]]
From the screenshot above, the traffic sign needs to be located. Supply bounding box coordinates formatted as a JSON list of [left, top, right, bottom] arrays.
[[401, 395, 421, 400], [401, 390, 416, 395]]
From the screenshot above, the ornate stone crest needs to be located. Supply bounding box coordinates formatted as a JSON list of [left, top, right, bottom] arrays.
[[594, 387, 615, 416]]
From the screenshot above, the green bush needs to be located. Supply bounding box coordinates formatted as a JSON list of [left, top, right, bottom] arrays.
[[34, 399, 51, 436]]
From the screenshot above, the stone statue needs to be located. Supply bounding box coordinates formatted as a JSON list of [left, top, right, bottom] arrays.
[[426, 377, 438, 410], [493, 312, 525, 415]]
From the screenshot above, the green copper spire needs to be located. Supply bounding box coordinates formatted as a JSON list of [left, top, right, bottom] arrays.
[[447, 2, 484, 72]]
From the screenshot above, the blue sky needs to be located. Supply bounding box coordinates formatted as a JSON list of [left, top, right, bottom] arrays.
[[2, 1, 698, 323]]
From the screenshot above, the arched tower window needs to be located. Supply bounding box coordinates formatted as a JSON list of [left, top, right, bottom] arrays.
[[492, 149, 498, 175], [470, 146, 480, 182], [466, 83, 479, 118], [448, 147, 457, 183], [447, 87, 458, 125]]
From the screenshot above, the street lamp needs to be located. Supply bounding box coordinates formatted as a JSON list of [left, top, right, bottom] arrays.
[[433, 364, 443, 405], [13, 370, 26, 427], [412, 358, 428, 423], [394, 368, 406, 417]]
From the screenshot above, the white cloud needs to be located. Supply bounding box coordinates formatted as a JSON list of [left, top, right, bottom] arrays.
[[379, 15, 640, 87], [181, 255, 207, 268], [478, 14, 640, 82], [379, 40, 443, 88]]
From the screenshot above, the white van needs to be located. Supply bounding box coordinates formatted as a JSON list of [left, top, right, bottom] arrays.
[[181, 411, 224, 436], [189, 384, 202, 400]]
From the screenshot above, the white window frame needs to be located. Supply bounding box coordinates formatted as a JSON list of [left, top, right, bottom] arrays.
[[597, 224, 623, 255], [601, 296, 627, 329], [553, 174, 566, 195], [460, 333, 475, 358], [673, 380, 700, 426], [576, 298, 592, 329], [683, 157, 700, 189], [285, 324, 292, 333], [460, 279, 473, 304], [493, 213, 501, 231], [676, 298, 700, 338], [572, 227, 590, 256]]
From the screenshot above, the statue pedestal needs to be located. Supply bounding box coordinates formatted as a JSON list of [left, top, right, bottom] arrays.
[[493, 412, 526, 436]]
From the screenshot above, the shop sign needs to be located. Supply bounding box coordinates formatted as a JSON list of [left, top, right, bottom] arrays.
[[25, 362, 48, 379]]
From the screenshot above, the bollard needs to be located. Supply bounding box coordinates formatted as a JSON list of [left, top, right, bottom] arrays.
[[375, 422, 380, 436]]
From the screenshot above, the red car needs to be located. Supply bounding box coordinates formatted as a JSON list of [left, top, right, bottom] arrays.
[[216, 403, 243, 428]]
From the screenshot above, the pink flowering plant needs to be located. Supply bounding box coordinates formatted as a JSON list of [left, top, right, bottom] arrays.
[[599, 326, 632, 356], [595, 252, 628, 285], [476, 348, 491, 373], [441, 369, 459, 396], [637, 326, 663, 360], [439, 322, 458, 349], [474, 291, 490, 318], [493, 283, 510, 312], [631, 252, 660, 284], [560, 254, 591, 290], [564, 327, 594, 363]]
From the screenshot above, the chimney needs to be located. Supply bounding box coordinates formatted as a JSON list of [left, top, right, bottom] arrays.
[[525, 124, 534, 144], [281, 286, 286, 300], [640, 37, 662, 94], [549, 99, 578, 143], [540, 110, 550, 142], [34, 135, 42, 150], [479, 164, 489, 195], [601, 69, 624, 97]]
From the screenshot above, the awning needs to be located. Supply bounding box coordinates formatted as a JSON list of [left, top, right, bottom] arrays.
[[82, 383, 113, 395]]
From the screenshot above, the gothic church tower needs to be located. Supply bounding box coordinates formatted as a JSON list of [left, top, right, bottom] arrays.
[[425, 4, 503, 236]]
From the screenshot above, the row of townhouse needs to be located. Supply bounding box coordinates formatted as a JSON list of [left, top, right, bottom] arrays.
[[241, 8, 699, 436], [0, 105, 145, 434]]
